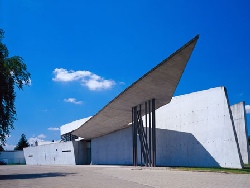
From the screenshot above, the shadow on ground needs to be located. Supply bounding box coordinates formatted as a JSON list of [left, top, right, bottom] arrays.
[[0, 172, 76, 180]]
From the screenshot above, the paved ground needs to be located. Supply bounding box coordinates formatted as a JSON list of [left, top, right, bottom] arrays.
[[0, 165, 250, 188]]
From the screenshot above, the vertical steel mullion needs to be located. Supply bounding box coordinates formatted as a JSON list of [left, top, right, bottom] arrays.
[[134, 106, 138, 166], [132, 106, 137, 166], [132, 98, 156, 167], [152, 98, 156, 167], [139, 104, 142, 167], [145, 101, 148, 167], [148, 100, 152, 167], [132, 107, 135, 166]]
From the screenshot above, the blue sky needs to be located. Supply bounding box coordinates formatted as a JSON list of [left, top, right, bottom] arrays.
[[1, 0, 250, 149]]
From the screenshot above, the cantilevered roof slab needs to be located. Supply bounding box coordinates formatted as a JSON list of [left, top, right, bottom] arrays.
[[73, 35, 199, 139]]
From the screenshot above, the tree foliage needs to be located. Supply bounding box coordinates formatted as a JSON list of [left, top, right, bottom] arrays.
[[14, 134, 30, 150], [0, 144, 4, 151], [0, 29, 31, 144]]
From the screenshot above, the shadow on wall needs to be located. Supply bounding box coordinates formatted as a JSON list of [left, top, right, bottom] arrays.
[[156, 128, 220, 167], [0, 172, 76, 180]]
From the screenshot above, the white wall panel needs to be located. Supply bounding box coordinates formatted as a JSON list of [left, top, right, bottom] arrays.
[[231, 102, 250, 164]]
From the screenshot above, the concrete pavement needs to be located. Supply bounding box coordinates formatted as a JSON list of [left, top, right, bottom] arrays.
[[0, 165, 250, 188]]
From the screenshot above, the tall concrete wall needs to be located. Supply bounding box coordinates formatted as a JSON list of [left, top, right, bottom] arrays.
[[0, 151, 25, 164], [155, 87, 242, 168], [91, 87, 243, 168], [231, 102, 250, 164], [24, 141, 88, 165]]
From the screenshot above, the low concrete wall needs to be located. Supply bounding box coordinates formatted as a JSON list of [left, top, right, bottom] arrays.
[[0, 151, 25, 164], [231, 102, 250, 164], [24, 141, 88, 165], [91, 87, 243, 168]]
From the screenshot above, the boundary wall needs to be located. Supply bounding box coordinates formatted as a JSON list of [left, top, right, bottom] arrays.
[[24, 141, 88, 165], [0, 151, 25, 164]]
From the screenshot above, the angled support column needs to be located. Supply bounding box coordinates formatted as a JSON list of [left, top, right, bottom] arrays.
[[132, 98, 156, 167]]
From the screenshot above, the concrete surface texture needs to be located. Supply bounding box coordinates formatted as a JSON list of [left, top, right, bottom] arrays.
[[24, 141, 88, 165], [231, 102, 250, 164], [91, 87, 245, 168], [73, 35, 199, 140], [0, 165, 250, 188], [0, 151, 25, 165], [155, 87, 242, 168], [92, 127, 142, 165]]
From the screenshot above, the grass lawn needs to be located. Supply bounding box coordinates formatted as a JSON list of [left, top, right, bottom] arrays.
[[173, 165, 250, 174]]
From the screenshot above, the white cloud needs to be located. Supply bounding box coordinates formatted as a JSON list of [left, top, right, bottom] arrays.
[[25, 78, 32, 86], [28, 136, 60, 146], [28, 137, 45, 145], [19, 77, 32, 86], [2, 135, 14, 150], [64, 98, 83, 105], [3, 144, 15, 151], [52, 68, 116, 90], [28, 133, 61, 146], [37, 134, 46, 139], [52, 68, 91, 82], [48, 127, 60, 131], [84, 79, 115, 91], [245, 105, 250, 114]]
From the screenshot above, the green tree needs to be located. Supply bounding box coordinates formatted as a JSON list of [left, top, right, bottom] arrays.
[[0, 144, 4, 151], [14, 134, 29, 150], [0, 29, 31, 144]]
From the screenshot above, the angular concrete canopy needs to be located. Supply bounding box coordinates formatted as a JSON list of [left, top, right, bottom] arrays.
[[73, 35, 199, 139]]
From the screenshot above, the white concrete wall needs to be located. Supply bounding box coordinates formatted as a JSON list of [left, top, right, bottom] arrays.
[[0, 151, 25, 164], [155, 87, 242, 168], [231, 102, 250, 164], [92, 127, 142, 165], [92, 127, 132, 165], [24, 141, 88, 165], [91, 87, 243, 168]]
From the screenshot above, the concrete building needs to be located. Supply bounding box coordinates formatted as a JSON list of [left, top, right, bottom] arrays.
[[24, 87, 249, 168], [23, 35, 249, 168], [91, 87, 248, 168], [24, 117, 92, 165]]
